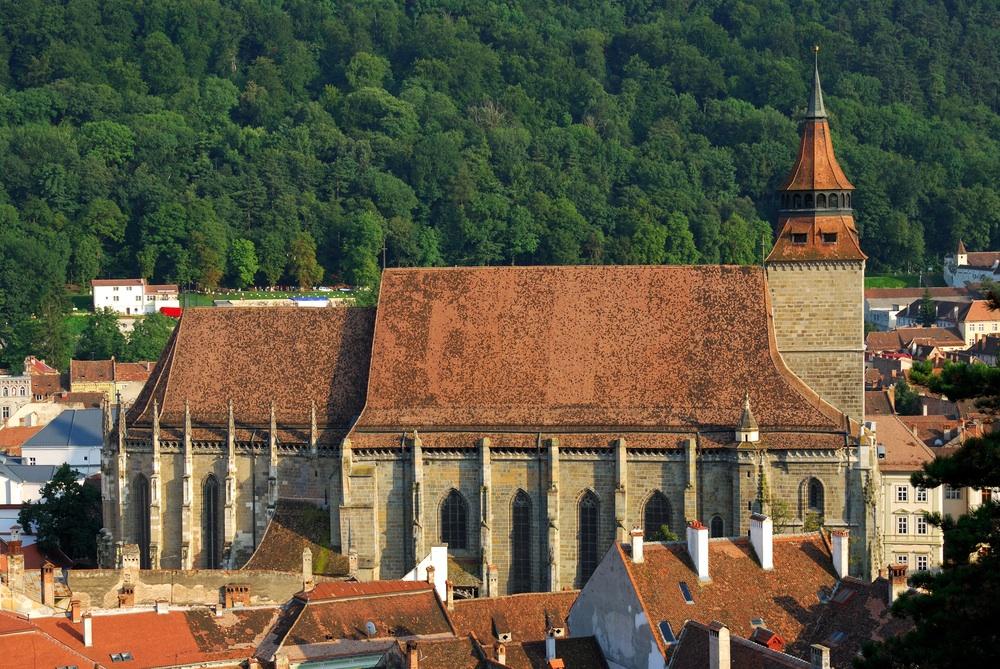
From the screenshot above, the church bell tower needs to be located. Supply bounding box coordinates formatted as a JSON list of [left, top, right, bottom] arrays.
[[765, 48, 865, 423]]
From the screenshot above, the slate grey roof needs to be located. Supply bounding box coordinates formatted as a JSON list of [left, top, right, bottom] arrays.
[[22, 409, 104, 449], [0, 463, 58, 483]]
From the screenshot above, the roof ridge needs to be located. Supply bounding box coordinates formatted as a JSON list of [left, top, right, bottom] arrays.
[[611, 541, 667, 659]]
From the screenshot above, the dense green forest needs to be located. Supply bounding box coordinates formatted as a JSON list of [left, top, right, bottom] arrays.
[[1, 0, 999, 368]]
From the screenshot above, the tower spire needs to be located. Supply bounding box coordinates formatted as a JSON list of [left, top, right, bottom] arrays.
[[807, 45, 826, 119]]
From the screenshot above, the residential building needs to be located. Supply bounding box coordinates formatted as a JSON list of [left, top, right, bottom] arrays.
[[91, 278, 179, 316], [568, 517, 902, 669], [865, 286, 975, 331], [0, 425, 43, 457], [943, 240, 1000, 287], [25, 356, 64, 402], [20, 408, 104, 474], [70, 359, 155, 404], [0, 460, 58, 504], [873, 415, 944, 573], [913, 299, 1000, 346], [865, 327, 966, 357], [0, 368, 31, 427]]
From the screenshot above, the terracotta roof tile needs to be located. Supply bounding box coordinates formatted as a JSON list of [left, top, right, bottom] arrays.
[[450, 591, 578, 643], [286, 581, 454, 645], [0, 426, 43, 451], [870, 415, 936, 472], [91, 278, 145, 286], [766, 214, 866, 262], [243, 499, 348, 576], [669, 621, 810, 669], [864, 287, 975, 300], [779, 119, 854, 191], [114, 361, 156, 382], [70, 359, 114, 383], [128, 307, 374, 440], [962, 252, 1000, 269], [865, 391, 893, 416], [866, 327, 965, 352], [355, 266, 845, 432]]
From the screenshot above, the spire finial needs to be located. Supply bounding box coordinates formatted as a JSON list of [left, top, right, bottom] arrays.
[[807, 45, 827, 119]]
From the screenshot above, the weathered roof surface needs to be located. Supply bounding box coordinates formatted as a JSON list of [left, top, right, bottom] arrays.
[[450, 591, 577, 643], [243, 499, 348, 576], [286, 581, 453, 645], [354, 266, 845, 433], [22, 408, 103, 449], [0, 613, 92, 668], [669, 621, 810, 669], [91, 278, 144, 286], [872, 414, 936, 472], [114, 361, 156, 382], [31, 607, 278, 667], [0, 426, 43, 452], [779, 118, 854, 191], [70, 359, 114, 383], [962, 251, 1000, 269], [766, 214, 866, 262], [866, 327, 965, 352], [128, 307, 375, 436], [864, 390, 893, 416], [0, 463, 58, 483]]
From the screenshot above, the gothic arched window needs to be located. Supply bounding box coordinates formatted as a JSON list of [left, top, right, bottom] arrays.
[[133, 474, 151, 569], [441, 490, 468, 550], [807, 478, 824, 513], [511, 491, 532, 593], [829, 193, 839, 208], [710, 515, 724, 538], [578, 491, 600, 584], [2, 387, 7, 397], [202, 475, 222, 568], [643, 491, 672, 540]]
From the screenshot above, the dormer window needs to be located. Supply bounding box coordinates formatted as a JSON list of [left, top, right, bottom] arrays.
[[821, 232, 838, 244], [791, 233, 808, 245]]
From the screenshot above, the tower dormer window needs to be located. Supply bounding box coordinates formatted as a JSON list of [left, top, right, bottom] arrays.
[[821, 232, 838, 244], [791, 233, 808, 245]]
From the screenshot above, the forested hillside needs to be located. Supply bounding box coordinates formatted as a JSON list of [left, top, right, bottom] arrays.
[[1, 1, 998, 367]]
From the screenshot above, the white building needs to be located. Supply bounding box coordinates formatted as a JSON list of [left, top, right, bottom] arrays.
[[943, 240, 1000, 287], [0, 458, 58, 505], [91, 278, 179, 316], [0, 369, 31, 426], [874, 415, 944, 572], [19, 408, 104, 475]]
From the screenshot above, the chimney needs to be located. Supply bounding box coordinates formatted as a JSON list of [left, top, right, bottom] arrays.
[[82, 612, 93, 647], [407, 640, 419, 669], [922, 403, 928, 416], [445, 580, 454, 611], [708, 621, 731, 669], [749, 514, 773, 571], [41, 561, 55, 607], [426, 564, 435, 587], [495, 643, 507, 665], [302, 547, 314, 592], [810, 644, 831, 669], [831, 530, 849, 578], [70, 599, 82, 624], [888, 564, 908, 605], [487, 563, 499, 597], [274, 653, 290, 669], [545, 629, 557, 662], [155, 599, 169, 615], [547, 661, 565, 669], [630, 527, 644, 564], [118, 585, 135, 608], [348, 548, 359, 577], [686, 521, 710, 581]]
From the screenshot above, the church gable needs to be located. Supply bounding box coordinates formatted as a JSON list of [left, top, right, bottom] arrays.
[[354, 265, 844, 432]]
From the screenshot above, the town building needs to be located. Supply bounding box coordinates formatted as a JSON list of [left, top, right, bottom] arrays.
[[101, 60, 880, 594], [21, 408, 104, 474], [872, 415, 944, 572], [0, 460, 57, 505], [864, 286, 975, 331], [91, 278, 179, 316], [943, 240, 1000, 287], [0, 369, 31, 427], [70, 359, 156, 404], [865, 327, 966, 357]]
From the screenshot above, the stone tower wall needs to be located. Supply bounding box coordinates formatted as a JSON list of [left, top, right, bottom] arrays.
[[766, 261, 865, 422]]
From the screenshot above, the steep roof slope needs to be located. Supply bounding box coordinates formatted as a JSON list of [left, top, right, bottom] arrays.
[[354, 265, 845, 432]]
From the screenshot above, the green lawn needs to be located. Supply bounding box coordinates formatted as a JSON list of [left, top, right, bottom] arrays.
[[180, 289, 349, 307], [865, 274, 945, 289]]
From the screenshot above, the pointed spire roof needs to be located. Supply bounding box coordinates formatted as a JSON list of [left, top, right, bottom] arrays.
[[806, 46, 827, 119], [738, 392, 759, 431], [957, 239, 968, 255]]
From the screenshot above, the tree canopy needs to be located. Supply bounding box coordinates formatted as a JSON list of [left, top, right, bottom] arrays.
[[18, 463, 103, 564]]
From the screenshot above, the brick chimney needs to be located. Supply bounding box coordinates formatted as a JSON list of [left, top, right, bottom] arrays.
[[82, 612, 93, 647], [407, 640, 419, 669], [686, 521, 710, 581], [302, 547, 314, 592], [445, 579, 454, 611], [888, 564, 908, 605], [749, 514, 773, 571], [831, 530, 849, 578], [70, 598, 82, 623], [118, 585, 135, 608], [426, 564, 435, 587], [224, 583, 250, 608], [547, 661, 565, 669], [810, 644, 831, 669], [708, 621, 730, 669], [630, 527, 644, 564], [40, 561, 55, 607]]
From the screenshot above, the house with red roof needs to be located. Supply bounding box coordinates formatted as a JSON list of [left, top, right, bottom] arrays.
[[91, 278, 179, 316]]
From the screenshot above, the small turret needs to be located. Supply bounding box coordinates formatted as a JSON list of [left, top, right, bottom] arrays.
[[736, 392, 760, 443]]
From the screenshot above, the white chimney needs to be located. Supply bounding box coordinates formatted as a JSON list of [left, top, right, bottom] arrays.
[[922, 403, 928, 416], [888, 564, 908, 605], [82, 613, 93, 647], [496, 643, 507, 665], [708, 621, 730, 669], [749, 513, 773, 571], [545, 629, 557, 661], [686, 521, 709, 581], [831, 530, 849, 578], [630, 527, 644, 564], [810, 644, 831, 669], [156, 599, 169, 615]]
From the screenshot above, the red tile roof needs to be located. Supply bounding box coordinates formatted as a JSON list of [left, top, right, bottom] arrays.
[[145, 283, 178, 295], [779, 118, 854, 192], [871, 415, 936, 472], [668, 621, 810, 669], [864, 286, 975, 300], [30, 608, 278, 667], [450, 591, 578, 643], [114, 361, 156, 382], [71, 359, 114, 383], [962, 251, 1000, 269], [242, 499, 349, 576], [0, 426, 43, 452], [91, 278, 145, 286], [285, 581, 454, 645], [127, 307, 374, 441], [354, 266, 846, 433], [866, 327, 965, 352], [766, 214, 866, 262], [0, 614, 93, 668], [865, 391, 893, 416]]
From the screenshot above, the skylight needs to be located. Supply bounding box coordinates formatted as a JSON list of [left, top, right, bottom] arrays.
[[750, 618, 766, 628], [110, 652, 134, 663], [659, 621, 676, 645], [678, 581, 694, 604]]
